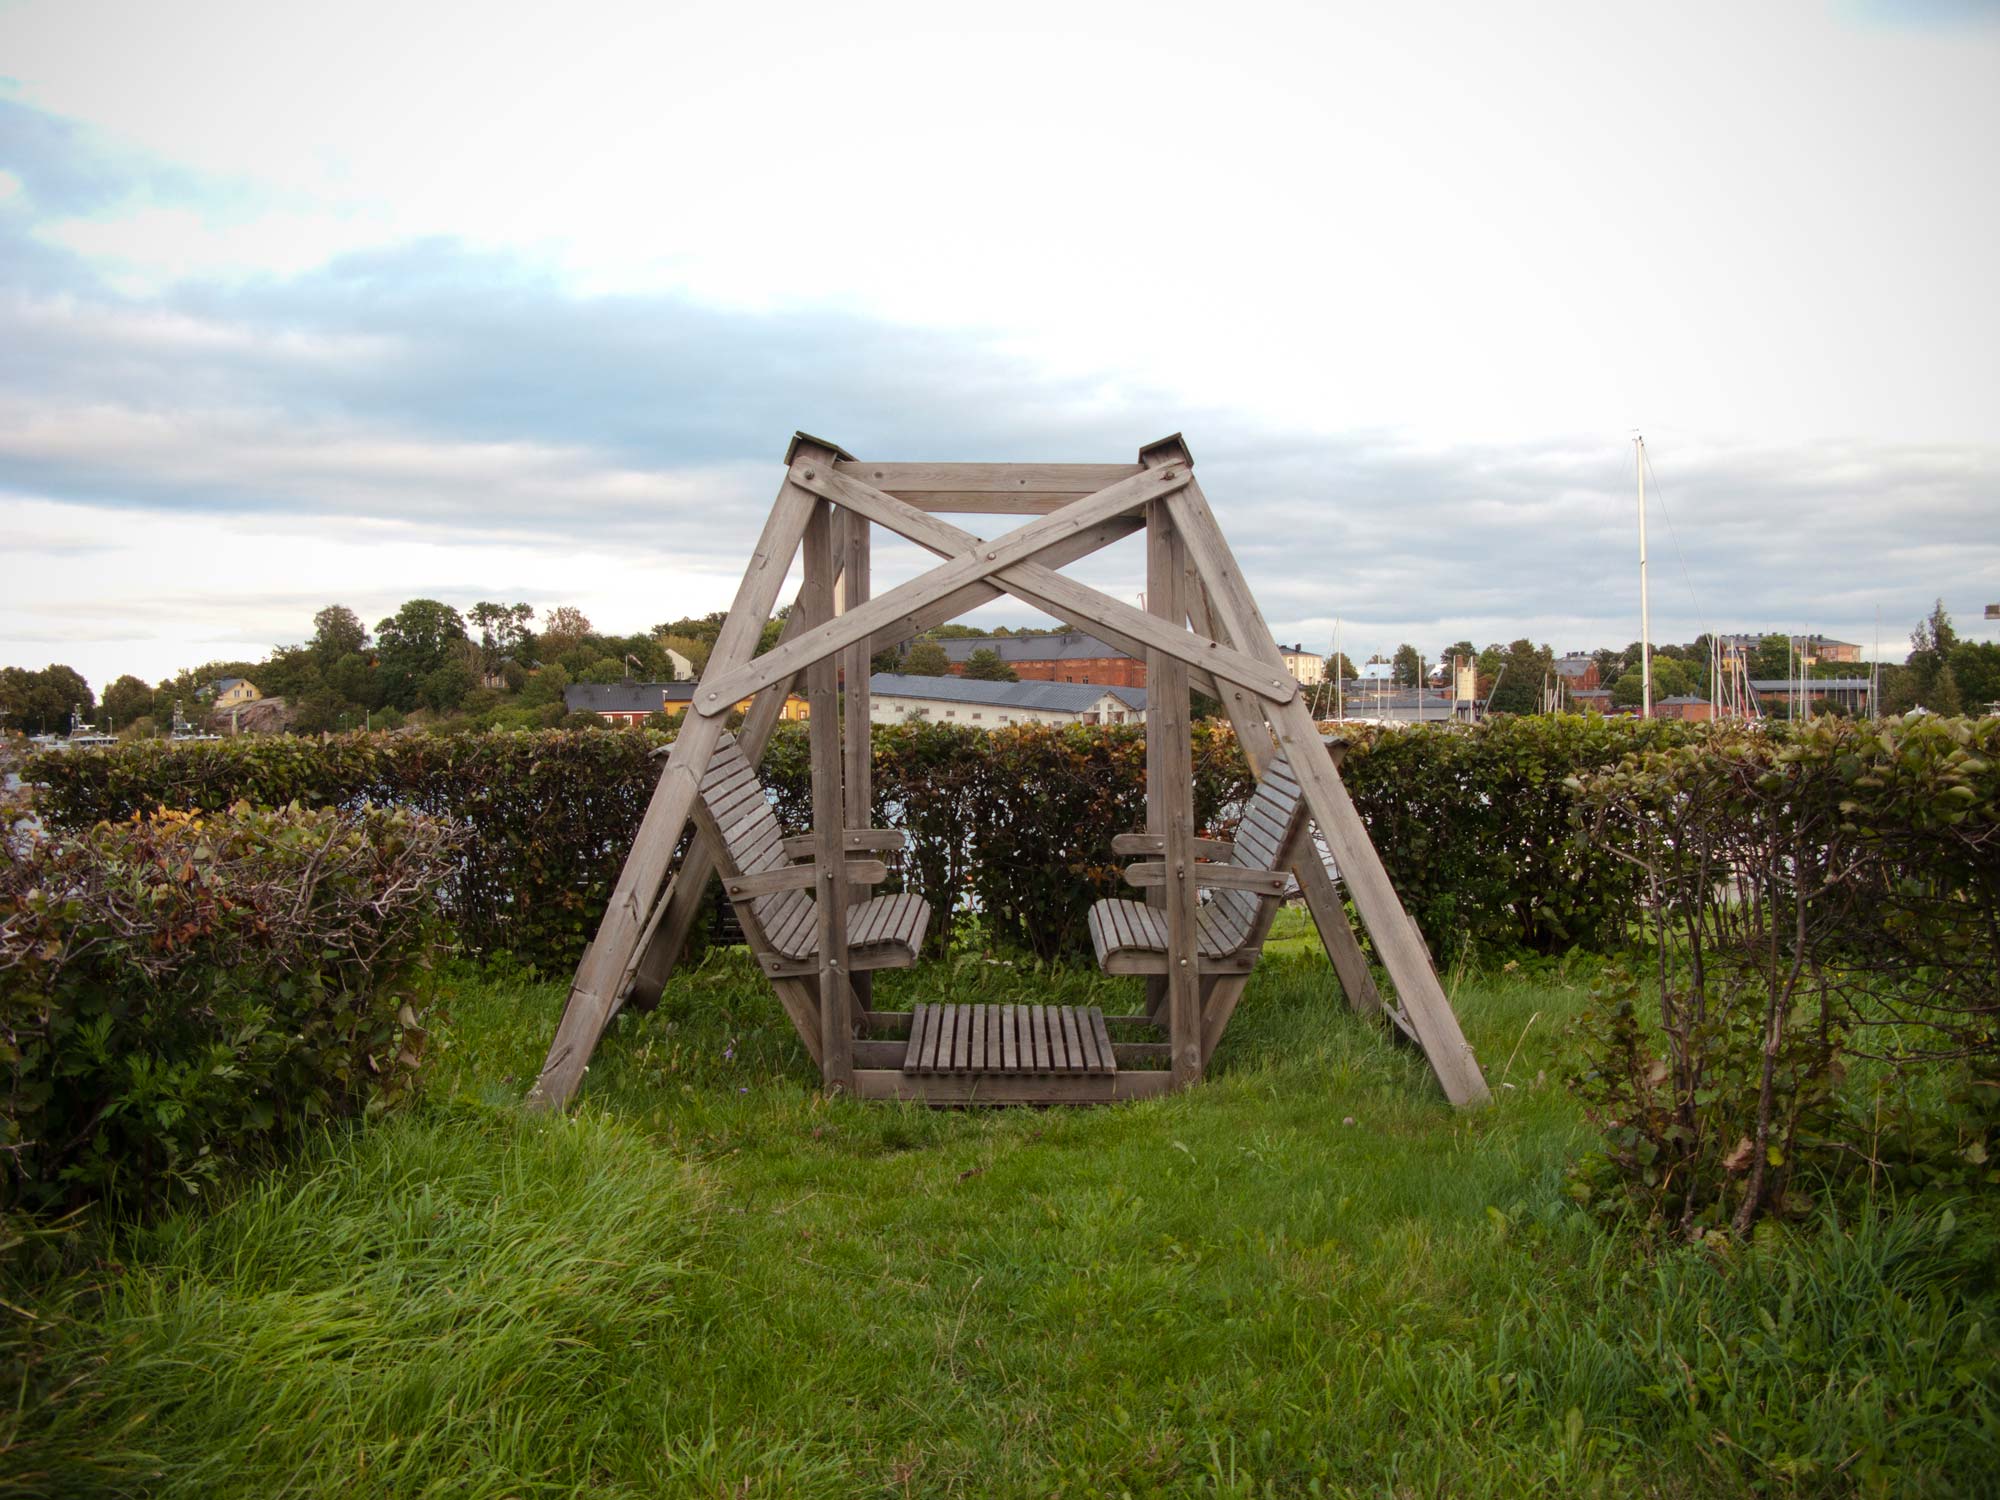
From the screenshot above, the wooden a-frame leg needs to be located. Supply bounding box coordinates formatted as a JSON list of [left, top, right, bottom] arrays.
[[1200, 974, 1251, 1065], [622, 440, 855, 1013], [1266, 695, 1488, 1104], [1177, 566, 1380, 1016], [1132, 439, 1380, 1024], [1163, 473, 1489, 1107], [528, 473, 817, 1110], [531, 712, 729, 1108]]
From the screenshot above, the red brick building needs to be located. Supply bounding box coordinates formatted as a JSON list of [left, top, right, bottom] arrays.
[[1552, 655, 1601, 692], [938, 632, 1147, 688]]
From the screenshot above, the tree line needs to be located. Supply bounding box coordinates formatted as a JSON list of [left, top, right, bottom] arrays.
[[4, 600, 1993, 739]]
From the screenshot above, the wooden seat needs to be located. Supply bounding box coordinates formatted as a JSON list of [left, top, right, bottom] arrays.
[[691, 733, 931, 975], [1088, 752, 1308, 975], [902, 1002, 1117, 1076]]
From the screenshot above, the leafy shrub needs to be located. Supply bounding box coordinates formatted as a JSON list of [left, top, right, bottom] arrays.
[[1569, 713, 2000, 1237], [1, 802, 459, 1220]]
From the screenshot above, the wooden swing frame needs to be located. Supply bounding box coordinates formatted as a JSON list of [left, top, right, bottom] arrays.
[[529, 433, 1489, 1109]]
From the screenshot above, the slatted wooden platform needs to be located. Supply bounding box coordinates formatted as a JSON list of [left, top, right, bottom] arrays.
[[903, 1002, 1116, 1076]]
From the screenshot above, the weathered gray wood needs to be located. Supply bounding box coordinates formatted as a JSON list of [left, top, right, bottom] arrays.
[[530, 473, 814, 1109], [697, 462, 1194, 715], [1111, 833, 1235, 859], [893, 1004, 1110, 1078], [856, 515, 1152, 659], [792, 462, 1276, 702], [839, 508, 875, 1014], [804, 500, 854, 1093], [1146, 496, 1202, 1089], [724, 859, 886, 900], [831, 460, 1145, 514], [623, 443, 853, 1013], [1121, 862, 1290, 895], [853, 1070, 1170, 1104], [781, 830, 904, 859], [1179, 520, 1384, 1021], [1169, 477, 1489, 1107]]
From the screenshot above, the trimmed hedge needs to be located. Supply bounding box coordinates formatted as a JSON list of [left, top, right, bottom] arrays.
[[29, 732, 664, 969], [29, 717, 1690, 968], [1, 803, 458, 1219], [1335, 715, 1702, 954]]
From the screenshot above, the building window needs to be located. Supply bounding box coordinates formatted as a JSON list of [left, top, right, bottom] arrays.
[[945, 709, 955, 717], [971, 712, 982, 720]]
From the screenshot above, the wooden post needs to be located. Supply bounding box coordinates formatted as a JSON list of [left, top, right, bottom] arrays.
[[1143, 514, 1170, 1028], [1146, 498, 1201, 1087], [529, 476, 815, 1109], [803, 500, 854, 1091], [838, 507, 875, 1012]]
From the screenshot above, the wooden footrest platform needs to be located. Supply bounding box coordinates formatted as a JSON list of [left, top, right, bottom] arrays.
[[903, 1002, 1116, 1076]]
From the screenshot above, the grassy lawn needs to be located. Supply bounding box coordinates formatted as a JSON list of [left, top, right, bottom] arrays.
[[12, 910, 1997, 1497]]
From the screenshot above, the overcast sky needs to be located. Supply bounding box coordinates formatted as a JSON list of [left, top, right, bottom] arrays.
[[2, 0, 1996, 689]]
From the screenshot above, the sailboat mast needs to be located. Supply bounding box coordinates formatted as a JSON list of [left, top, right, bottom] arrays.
[[1636, 435, 1653, 719], [1334, 618, 1343, 722]]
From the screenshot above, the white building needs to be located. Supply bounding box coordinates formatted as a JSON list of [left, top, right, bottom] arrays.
[[867, 673, 1147, 728]]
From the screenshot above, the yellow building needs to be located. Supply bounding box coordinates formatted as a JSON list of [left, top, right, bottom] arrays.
[[209, 677, 263, 709]]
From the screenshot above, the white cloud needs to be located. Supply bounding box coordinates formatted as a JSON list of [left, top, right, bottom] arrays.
[[1, 0, 1996, 691], [4, 0, 1996, 444]]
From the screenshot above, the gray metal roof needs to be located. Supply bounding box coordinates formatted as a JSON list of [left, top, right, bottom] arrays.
[[565, 682, 671, 714], [869, 673, 1146, 713], [935, 632, 1132, 664]]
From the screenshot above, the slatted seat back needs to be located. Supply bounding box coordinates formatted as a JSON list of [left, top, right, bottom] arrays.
[[1202, 753, 1306, 951], [691, 733, 812, 950]]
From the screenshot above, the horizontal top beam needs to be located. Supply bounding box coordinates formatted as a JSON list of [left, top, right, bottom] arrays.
[[831, 461, 1145, 514]]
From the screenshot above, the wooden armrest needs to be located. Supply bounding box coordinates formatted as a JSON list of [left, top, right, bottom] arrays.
[[1111, 833, 1235, 859], [727, 859, 889, 899], [780, 830, 906, 859], [1122, 862, 1291, 896]]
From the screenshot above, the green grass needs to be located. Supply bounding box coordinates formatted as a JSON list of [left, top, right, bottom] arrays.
[[9, 911, 1998, 1497]]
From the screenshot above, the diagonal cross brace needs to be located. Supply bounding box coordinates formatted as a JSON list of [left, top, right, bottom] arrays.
[[789, 462, 1297, 705], [696, 462, 1217, 715]]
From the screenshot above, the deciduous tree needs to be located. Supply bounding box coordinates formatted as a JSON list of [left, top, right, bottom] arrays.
[[101, 674, 154, 728], [541, 605, 592, 656], [374, 600, 468, 710], [309, 605, 369, 662], [901, 640, 950, 676], [962, 649, 1017, 682]]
